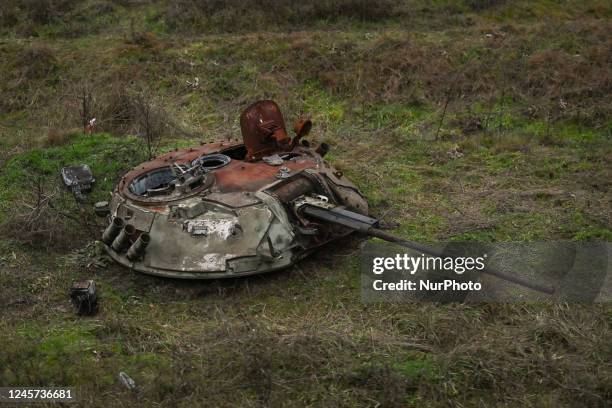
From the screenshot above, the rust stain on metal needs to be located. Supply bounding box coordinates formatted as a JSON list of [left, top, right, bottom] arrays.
[[240, 100, 292, 161], [118, 141, 240, 195], [213, 159, 314, 193]]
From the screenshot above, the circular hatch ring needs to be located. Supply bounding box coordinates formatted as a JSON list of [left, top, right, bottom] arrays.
[[123, 166, 214, 204], [192, 153, 231, 171]]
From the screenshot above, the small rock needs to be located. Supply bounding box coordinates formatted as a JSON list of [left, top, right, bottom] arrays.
[[119, 372, 136, 390]]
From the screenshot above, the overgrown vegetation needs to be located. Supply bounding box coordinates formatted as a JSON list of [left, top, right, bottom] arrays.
[[0, 1, 610, 406]]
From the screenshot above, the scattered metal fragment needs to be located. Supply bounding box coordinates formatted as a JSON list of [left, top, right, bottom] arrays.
[[70, 280, 98, 315], [447, 144, 464, 159], [61, 164, 95, 200]]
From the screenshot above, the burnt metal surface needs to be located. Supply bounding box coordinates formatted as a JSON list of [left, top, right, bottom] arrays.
[[239, 100, 312, 161], [102, 100, 369, 279], [240, 100, 291, 161]]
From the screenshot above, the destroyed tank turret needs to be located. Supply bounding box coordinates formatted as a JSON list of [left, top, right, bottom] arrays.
[[100, 100, 372, 279], [100, 100, 553, 294]]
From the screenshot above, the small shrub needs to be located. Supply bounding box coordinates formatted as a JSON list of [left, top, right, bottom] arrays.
[[0, 179, 89, 251]]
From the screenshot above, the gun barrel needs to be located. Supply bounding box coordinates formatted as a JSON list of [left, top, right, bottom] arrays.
[[300, 204, 555, 295], [368, 228, 554, 295]]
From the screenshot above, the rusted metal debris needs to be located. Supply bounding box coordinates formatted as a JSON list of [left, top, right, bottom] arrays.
[[240, 100, 311, 161], [61, 164, 95, 200], [70, 280, 98, 315]]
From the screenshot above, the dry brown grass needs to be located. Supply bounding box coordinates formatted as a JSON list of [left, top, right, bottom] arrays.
[[0, 178, 95, 251]]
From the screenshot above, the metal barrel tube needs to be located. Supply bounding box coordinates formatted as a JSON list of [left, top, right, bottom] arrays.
[[273, 177, 315, 203], [111, 224, 135, 253], [300, 203, 555, 295], [127, 233, 150, 261], [102, 217, 124, 245], [367, 228, 555, 295]]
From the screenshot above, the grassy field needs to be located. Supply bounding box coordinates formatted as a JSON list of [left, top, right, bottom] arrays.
[[0, 1, 611, 406]]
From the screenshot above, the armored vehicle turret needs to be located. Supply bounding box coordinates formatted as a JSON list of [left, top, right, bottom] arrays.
[[100, 100, 371, 278]]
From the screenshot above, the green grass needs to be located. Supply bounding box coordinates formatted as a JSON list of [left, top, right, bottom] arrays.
[[0, 0, 610, 406], [0, 133, 141, 222]]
